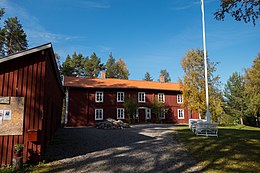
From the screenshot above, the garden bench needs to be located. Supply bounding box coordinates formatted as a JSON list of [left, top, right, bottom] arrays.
[[194, 122, 218, 137]]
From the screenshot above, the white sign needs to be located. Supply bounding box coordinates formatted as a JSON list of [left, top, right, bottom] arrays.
[[3, 110, 11, 120]]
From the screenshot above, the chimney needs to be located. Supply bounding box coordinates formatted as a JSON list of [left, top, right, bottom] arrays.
[[159, 75, 165, 83], [101, 70, 106, 80]]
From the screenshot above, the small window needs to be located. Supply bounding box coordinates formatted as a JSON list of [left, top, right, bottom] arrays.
[[138, 92, 145, 103], [95, 109, 103, 120], [117, 92, 124, 102], [158, 93, 165, 103], [117, 108, 125, 119], [96, 91, 103, 102], [177, 94, 183, 103], [158, 109, 165, 119], [178, 109, 184, 119]]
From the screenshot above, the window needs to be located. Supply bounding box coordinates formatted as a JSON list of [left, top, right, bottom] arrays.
[[95, 109, 103, 120], [117, 92, 124, 102], [146, 108, 151, 120], [158, 93, 165, 103], [138, 92, 145, 103], [158, 109, 165, 119], [117, 108, 125, 119], [177, 94, 183, 103], [178, 109, 184, 119], [95, 91, 103, 102]]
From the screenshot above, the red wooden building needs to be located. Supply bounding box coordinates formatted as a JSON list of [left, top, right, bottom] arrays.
[[64, 73, 199, 126], [0, 43, 64, 166]]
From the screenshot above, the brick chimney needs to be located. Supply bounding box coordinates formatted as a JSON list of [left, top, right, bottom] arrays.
[[159, 75, 165, 83], [101, 70, 106, 80]]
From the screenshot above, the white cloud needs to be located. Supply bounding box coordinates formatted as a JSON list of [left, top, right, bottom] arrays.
[[0, 0, 86, 47]]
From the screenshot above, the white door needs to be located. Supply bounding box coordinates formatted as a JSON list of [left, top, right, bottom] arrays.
[[146, 108, 151, 120]]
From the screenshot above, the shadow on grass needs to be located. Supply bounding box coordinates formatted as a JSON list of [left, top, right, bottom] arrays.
[[40, 124, 201, 173], [176, 125, 260, 173]]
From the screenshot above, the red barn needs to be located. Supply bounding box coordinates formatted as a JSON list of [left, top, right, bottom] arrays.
[[64, 73, 199, 126], [0, 43, 64, 166]]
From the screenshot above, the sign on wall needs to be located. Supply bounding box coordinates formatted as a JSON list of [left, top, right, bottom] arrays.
[[0, 97, 24, 136]]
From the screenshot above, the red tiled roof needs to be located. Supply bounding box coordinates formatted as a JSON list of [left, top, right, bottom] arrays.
[[64, 76, 181, 91]]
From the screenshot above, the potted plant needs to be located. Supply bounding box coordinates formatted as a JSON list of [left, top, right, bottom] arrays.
[[14, 144, 24, 157]]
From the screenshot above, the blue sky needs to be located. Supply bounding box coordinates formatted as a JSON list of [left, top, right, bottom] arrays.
[[0, 0, 259, 86]]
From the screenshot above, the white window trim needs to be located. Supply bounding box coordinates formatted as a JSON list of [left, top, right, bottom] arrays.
[[159, 109, 165, 119], [158, 93, 165, 103], [95, 109, 103, 120], [177, 94, 183, 103], [178, 109, 184, 119], [117, 92, 124, 102], [138, 92, 146, 103], [95, 91, 103, 102], [117, 108, 125, 119]]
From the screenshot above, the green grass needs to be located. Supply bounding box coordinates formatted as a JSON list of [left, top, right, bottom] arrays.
[[176, 125, 260, 173]]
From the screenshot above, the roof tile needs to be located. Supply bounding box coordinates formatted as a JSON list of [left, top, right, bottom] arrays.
[[64, 76, 181, 91]]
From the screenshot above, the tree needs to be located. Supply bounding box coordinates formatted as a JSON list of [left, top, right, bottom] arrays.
[[215, 0, 260, 25], [71, 52, 85, 77], [179, 49, 223, 122], [0, 8, 5, 57], [123, 98, 138, 123], [115, 57, 129, 79], [223, 72, 247, 124], [143, 72, 153, 81], [159, 69, 171, 82], [244, 53, 260, 126], [60, 52, 85, 77], [105, 52, 117, 78], [1, 17, 27, 55], [60, 55, 75, 76], [84, 52, 104, 78]]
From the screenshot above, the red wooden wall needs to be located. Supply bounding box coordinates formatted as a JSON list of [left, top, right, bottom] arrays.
[[0, 47, 63, 166], [67, 88, 199, 126]]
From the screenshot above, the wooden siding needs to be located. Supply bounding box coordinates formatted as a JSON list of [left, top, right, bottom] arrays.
[[0, 47, 63, 166], [67, 88, 199, 126]]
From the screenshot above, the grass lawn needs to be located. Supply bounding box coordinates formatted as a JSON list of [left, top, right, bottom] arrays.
[[176, 125, 260, 173]]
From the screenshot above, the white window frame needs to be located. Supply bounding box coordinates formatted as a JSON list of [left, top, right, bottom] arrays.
[[158, 93, 165, 103], [117, 92, 124, 102], [95, 109, 103, 120], [117, 108, 125, 119], [158, 108, 165, 119], [177, 94, 183, 103], [95, 91, 103, 102], [138, 92, 146, 103], [178, 109, 184, 119]]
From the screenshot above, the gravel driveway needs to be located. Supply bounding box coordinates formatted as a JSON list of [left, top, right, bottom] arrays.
[[43, 124, 201, 173]]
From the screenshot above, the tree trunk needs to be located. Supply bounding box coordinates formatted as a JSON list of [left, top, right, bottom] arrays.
[[240, 116, 244, 125]]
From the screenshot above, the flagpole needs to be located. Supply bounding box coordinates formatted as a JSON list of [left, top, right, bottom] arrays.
[[201, 0, 210, 122]]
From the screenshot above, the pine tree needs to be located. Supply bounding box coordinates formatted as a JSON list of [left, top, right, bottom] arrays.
[[84, 52, 104, 78], [143, 72, 153, 81], [1, 17, 27, 55], [223, 72, 247, 124], [105, 52, 117, 78], [60, 55, 75, 76]]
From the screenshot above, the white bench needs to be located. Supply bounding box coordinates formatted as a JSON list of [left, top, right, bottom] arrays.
[[194, 122, 218, 137]]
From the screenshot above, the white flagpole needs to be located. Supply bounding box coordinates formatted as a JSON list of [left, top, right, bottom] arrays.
[[201, 0, 210, 122]]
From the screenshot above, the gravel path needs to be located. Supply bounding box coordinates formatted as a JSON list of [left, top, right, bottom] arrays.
[[42, 124, 201, 173]]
